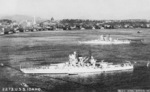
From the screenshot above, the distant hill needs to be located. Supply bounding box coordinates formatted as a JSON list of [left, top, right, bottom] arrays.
[[0, 15, 43, 22]]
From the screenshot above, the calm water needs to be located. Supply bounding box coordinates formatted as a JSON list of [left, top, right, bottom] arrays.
[[0, 29, 150, 92]]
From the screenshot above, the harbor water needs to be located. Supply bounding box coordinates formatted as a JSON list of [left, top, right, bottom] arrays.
[[0, 29, 150, 92]]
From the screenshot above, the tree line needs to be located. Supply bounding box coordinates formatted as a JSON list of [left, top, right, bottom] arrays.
[[0, 19, 150, 35]]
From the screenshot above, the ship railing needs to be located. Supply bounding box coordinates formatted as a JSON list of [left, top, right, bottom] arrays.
[[20, 65, 53, 70]]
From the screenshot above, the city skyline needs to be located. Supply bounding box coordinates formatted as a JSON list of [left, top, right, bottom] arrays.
[[0, 0, 150, 20]]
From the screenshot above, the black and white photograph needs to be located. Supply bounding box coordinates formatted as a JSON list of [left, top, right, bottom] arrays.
[[0, 0, 150, 92]]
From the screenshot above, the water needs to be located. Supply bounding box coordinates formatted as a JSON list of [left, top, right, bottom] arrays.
[[0, 29, 150, 92]]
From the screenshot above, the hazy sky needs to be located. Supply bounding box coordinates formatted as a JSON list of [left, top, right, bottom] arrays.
[[0, 0, 150, 20]]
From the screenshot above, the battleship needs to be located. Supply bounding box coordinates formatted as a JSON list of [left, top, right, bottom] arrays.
[[20, 52, 134, 74], [79, 35, 131, 45]]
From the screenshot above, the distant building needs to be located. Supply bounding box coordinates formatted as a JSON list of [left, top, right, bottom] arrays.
[[51, 17, 54, 22], [146, 24, 150, 28], [124, 24, 130, 28]]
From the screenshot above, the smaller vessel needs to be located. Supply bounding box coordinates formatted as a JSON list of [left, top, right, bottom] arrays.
[[79, 35, 131, 45], [20, 52, 134, 74], [137, 31, 142, 33]]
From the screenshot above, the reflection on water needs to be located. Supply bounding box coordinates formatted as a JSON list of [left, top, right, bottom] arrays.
[[25, 67, 150, 92]]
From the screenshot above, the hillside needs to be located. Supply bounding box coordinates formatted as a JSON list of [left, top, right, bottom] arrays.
[[0, 15, 43, 22]]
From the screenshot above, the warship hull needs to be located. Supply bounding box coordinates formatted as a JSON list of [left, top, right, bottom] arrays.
[[20, 64, 133, 74], [79, 40, 130, 45]]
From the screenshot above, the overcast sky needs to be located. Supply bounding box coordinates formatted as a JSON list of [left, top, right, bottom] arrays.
[[0, 0, 150, 20]]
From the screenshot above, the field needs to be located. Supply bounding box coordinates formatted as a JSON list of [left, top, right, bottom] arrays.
[[0, 29, 150, 92]]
